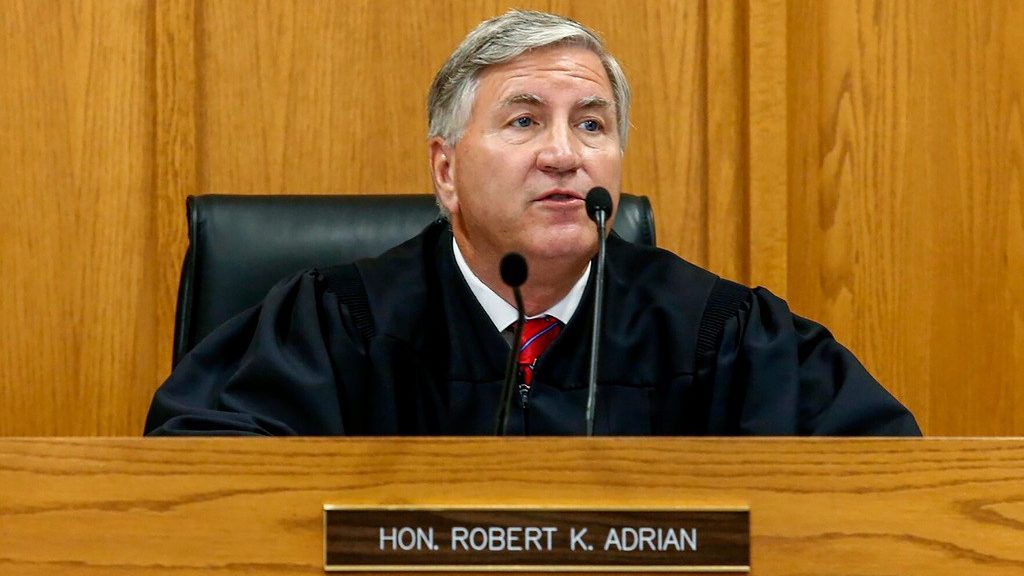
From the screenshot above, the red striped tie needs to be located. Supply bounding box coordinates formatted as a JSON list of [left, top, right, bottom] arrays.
[[516, 316, 563, 399]]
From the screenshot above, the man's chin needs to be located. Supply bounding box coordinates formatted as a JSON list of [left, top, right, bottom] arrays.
[[520, 230, 597, 264]]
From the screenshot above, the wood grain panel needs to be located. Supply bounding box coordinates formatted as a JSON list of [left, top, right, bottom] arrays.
[[0, 1, 708, 436], [611, 0, 706, 264], [2, 438, 1024, 575], [706, 0, 750, 284], [155, 0, 198, 382], [3, 0, 1020, 436], [747, 0, 788, 297], [0, 1, 154, 435], [195, 0, 706, 259], [786, 0, 1024, 435], [198, 0, 433, 196]]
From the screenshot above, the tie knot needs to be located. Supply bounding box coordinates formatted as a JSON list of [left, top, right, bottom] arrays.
[[515, 316, 563, 387], [520, 315, 560, 341]]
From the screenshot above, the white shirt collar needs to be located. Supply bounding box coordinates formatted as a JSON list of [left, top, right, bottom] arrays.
[[452, 238, 591, 332]]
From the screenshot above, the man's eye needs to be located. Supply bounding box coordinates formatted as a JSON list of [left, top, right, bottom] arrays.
[[512, 116, 534, 128], [579, 119, 602, 132]]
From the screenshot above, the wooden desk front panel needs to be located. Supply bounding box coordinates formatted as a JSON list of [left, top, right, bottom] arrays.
[[1, 438, 1022, 575]]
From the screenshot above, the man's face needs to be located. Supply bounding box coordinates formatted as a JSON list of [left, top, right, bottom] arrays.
[[432, 45, 622, 267]]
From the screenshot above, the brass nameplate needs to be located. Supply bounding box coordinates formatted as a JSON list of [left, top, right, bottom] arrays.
[[323, 506, 749, 572]]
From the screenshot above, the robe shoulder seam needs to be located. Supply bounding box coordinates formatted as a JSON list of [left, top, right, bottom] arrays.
[[695, 277, 752, 359], [315, 264, 376, 341]]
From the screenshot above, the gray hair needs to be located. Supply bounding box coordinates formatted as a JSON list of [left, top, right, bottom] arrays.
[[427, 10, 631, 148]]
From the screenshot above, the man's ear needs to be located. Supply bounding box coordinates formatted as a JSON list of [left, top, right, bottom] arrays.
[[429, 138, 458, 215]]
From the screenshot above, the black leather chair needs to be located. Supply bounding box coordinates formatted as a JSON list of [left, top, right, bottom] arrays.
[[172, 193, 656, 365]]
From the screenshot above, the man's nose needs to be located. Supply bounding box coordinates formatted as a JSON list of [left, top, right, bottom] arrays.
[[536, 123, 582, 174]]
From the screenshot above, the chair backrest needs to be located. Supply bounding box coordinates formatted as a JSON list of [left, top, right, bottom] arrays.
[[173, 193, 657, 365]]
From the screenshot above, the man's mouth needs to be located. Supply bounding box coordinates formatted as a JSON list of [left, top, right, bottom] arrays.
[[536, 190, 583, 203]]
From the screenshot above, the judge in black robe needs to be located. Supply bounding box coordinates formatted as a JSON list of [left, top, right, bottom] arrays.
[[145, 221, 920, 436], [146, 11, 920, 437]]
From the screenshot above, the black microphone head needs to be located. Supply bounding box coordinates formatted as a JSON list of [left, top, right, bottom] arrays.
[[585, 187, 613, 222], [499, 252, 528, 288]]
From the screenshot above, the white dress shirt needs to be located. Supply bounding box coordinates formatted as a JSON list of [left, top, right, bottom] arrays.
[[452, 238, 590, 332]]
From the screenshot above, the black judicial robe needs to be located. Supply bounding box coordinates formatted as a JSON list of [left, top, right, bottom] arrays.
[[145, 221, 920, 436]]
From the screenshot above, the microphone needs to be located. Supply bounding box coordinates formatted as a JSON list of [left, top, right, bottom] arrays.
[[493, 252, 528, 435], [586, 186, 613, 223], [584, 187, 613, 436]]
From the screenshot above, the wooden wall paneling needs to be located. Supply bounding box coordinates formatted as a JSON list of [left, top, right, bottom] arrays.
[[609, 1, 706, 263], [787, 0, 937, 433], [198, 0, 437, 195], [1004, 4, 1024, 437], [922, 0, 1024, 435], [0, 1, 154, 435], [5, 0, 1017, 436], [786, 0, 1024, 435], [154, 0, 199, 379], [0, 2, 56, 435], [747, 0, 788, 297], [705, 0, 750, 283], [195, 0, 707, 264]]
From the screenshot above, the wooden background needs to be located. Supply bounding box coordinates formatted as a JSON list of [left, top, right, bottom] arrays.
[[1, 0, 1021, 436]]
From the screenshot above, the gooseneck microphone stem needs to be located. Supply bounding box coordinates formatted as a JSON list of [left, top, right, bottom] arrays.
[[585, 210, 606, 436], [494, 252, 528, 436], [584, 187, 613, 437], [495, 287, 525, 436]]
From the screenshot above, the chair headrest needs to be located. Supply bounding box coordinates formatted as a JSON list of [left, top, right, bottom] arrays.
[[173, 193, 656, 365]]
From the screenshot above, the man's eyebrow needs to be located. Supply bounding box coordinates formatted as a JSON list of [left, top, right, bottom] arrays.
[[499, 93, 545, 107], [497, 93, 613, 110], [577, 96, 613, 110]]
